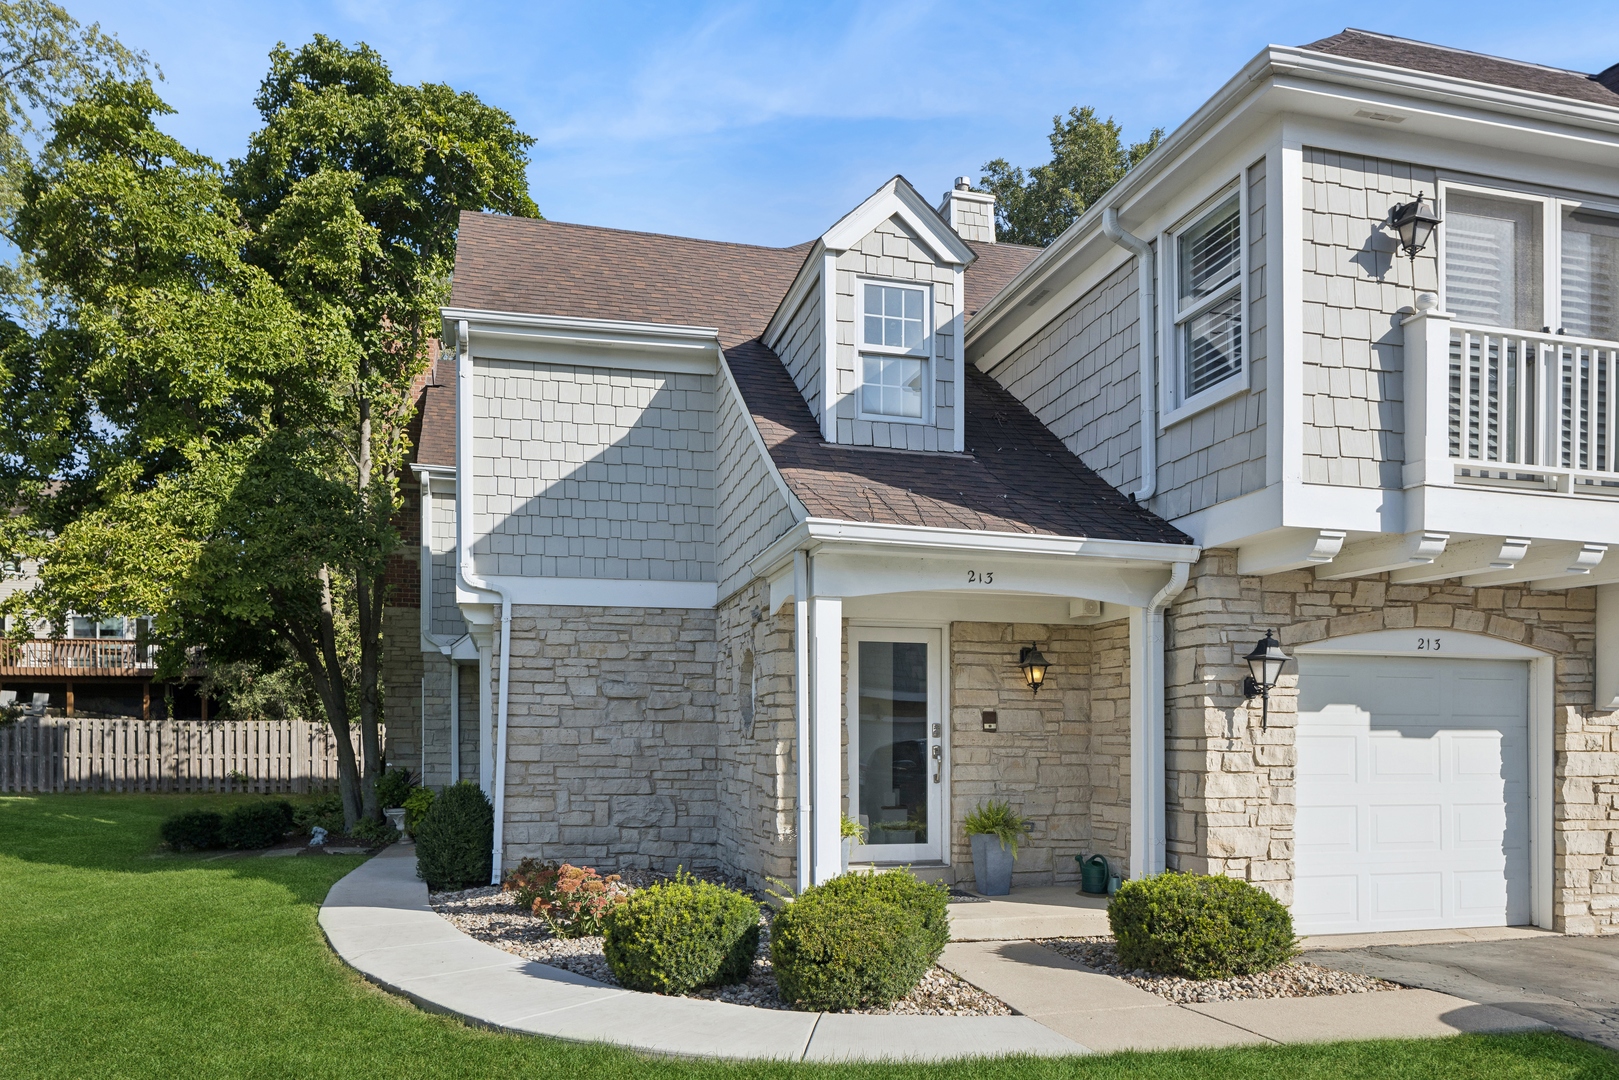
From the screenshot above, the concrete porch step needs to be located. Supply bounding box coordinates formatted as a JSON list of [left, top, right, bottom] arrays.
[[947, 885, 1112, 941]]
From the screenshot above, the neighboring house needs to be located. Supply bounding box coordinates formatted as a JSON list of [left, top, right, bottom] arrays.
[[382, 29, 1619, 937]]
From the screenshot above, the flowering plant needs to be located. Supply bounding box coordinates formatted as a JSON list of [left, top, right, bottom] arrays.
[[503, 858, 630, 938]]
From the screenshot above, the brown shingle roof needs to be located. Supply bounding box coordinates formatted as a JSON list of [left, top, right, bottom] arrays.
[[724, 337, 1190, 545], [964, 240, 1040, 322], [1303, 30, 1619, 108], [449, 213, 812, 348], [414, 348, 456, 467]]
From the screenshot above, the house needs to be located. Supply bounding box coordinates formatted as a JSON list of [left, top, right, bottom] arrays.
[[382, 29, 1619, 937]]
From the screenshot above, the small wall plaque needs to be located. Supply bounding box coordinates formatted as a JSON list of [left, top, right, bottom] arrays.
[[981, 710, 998, 732]]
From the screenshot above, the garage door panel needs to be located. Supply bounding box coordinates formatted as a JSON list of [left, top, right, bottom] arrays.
[[1293, 654, 1529, 935], [1371, 872, 1444, 919], [1295, 805, 1357, 852], [1369, 736, 1441, 780], [1370, 804, 1441, 850]]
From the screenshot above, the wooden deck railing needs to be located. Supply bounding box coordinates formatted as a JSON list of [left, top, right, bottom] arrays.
[[0, 639, 156, 676]]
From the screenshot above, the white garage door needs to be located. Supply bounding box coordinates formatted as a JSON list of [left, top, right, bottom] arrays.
[[1293, 654, 1529, 936]]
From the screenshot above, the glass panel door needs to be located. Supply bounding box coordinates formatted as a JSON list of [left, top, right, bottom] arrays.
[[849, 627, 944, 864]]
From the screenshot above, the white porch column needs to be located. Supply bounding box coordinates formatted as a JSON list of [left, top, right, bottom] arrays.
[[1401, 296, 1454, 490], [1129, 606, 1167, 879], [808, 588, 844, 885]]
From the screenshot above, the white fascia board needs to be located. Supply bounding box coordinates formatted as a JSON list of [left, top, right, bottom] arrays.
[[714, 346, 807, 520], [441, 307, 720, 374], [1408, 484, 1619, 545], [762, 240, 826, 348], [820, 176, 975, 266], [750, 517, 1199, 582], [410, 462, 456, 480], [467, 575, 717, 609], [967, 45, 1619, 365]]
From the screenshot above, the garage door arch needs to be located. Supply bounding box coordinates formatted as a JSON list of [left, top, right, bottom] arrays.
[[1291, 629, 1554, 934]]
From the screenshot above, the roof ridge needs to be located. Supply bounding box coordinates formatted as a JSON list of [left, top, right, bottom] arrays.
[[462, 210, 814, 254], [1316, 28, 1598, 80]]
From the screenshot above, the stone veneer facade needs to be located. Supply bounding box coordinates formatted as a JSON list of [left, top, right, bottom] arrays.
[[1163, 549, 1619, 934]]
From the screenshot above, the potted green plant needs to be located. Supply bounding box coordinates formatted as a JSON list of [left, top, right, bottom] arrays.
[[840, 814, 867, 873], [963, 800, 1024, 895]]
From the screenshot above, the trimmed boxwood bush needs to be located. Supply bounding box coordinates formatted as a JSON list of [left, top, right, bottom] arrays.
[[414, 781, 493, 890], [1108, 872, 1298, 979], [770, 870, 947, 1011], [220, 801, 295, 849], [603, 874, 759, 994], [161, 809, 224, 851]]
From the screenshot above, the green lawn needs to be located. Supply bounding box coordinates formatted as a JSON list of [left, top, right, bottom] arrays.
[[1, 793, 1614, 1080]]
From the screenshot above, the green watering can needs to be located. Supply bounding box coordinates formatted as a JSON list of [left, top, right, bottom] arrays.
[[1078, 853, 1109, 896]]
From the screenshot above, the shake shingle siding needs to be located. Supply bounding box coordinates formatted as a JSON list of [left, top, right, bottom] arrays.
[[774, 282, 823, 426], [714, 374, 796, 599], [429, 489, 467, 638], [471, 359, 716, 582], [991, 261, 1145, 495], [1300, 148, 1436, 488]]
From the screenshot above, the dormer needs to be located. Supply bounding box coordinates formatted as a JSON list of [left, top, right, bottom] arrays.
[[763, 176, 976, 451]]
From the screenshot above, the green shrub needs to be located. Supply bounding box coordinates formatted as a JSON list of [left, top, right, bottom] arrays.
[[770, 870, 942, 1010], [1108, 872, 1298, 979], [506, 859, 629, 938], [603, 874, 759, 994], [294, 793, 344, 834], [161, 809, 224, 850], [220, 801, 294, 849], [414, 781, 492, 890], [401, 787, 434, 834], [374, 767, 417, 810], [352, 817, 400, 846]]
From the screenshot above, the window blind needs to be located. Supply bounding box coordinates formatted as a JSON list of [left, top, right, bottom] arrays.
[[1445, 193, 1542, 330]]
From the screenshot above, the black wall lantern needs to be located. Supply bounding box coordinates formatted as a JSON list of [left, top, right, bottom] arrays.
[[1242, 630, 1291, 730], [1389, 192, 1442, 258], [1018, 643, 1049, 695]]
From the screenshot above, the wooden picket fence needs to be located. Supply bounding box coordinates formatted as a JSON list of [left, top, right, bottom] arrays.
[[0, 717, 374, 793]]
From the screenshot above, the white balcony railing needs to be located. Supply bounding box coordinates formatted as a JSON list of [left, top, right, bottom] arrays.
[[1405, 299, 1619, 497]]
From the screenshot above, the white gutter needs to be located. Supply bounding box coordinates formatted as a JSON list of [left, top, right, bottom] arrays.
[[452, 318, 515, 885], [1101, 208, 1158, 504]]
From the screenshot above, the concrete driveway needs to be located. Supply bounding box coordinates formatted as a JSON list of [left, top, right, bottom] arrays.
[[1307, 935, 1619, 1050]]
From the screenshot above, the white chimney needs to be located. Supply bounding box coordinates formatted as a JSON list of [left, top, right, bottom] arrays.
[[939, 176, 996, 244]]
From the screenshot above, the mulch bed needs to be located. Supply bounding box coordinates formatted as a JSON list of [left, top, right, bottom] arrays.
[[1038, 936, 1404, 1003], [431, 884, 1010, 1016]]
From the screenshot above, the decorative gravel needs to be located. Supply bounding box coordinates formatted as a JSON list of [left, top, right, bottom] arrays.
[[431, 884, 1009, 1016], [1037, 936, 1404, 1003]]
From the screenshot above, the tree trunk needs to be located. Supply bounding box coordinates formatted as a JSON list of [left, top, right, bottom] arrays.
[[283, 591, 362, 830]]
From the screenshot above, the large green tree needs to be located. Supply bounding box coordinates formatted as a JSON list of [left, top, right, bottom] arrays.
[[3, 36, 537, 828], [981, 106, 1163, 247]]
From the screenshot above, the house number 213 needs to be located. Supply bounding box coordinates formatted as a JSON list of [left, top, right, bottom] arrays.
[[1416, 637, 1442, 651], [966, 570, 995, 585]]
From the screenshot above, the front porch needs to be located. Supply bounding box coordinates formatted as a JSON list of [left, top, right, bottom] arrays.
[[750, 518, 1201, 893]]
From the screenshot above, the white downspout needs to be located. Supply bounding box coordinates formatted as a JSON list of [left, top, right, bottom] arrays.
[[792, 549, 812, 892], [452, 318, 515, 885], [1102, 207, 1158, 504]]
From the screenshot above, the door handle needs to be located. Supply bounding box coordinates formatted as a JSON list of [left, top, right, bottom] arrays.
[[931, 743, 942, 783]]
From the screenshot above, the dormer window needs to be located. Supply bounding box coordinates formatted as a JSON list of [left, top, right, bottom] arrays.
[[859, 281, 930, 421]]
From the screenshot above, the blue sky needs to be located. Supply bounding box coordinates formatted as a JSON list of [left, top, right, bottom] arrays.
[[66, 1, 1619, 247]]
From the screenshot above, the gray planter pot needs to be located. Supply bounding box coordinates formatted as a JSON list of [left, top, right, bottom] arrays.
[[969, 833, 1014, 895], [383, 807, 407, 839]]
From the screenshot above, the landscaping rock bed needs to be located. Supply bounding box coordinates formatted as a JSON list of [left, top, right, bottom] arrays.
[[432, 885, 1009, 1015], [1038, 936, 1404, 1003]]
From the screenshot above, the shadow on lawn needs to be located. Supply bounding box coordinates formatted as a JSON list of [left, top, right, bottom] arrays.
[[0, 792, 367, 905]]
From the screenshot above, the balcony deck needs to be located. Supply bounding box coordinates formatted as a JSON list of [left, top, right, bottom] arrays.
[[0, 640, 156, 678]]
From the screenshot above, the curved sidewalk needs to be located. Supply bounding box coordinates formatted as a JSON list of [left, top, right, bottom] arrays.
[[318, 843, 1088, 1062]]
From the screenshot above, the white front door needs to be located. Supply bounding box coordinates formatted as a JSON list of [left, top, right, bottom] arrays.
[[1293, 654, 1531, 935], [848, 627, 945, 864]]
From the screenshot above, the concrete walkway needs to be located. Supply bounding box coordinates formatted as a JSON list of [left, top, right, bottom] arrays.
[[320, 847, 1551, 1060], [947, 887, 1111, 941], [1308, 935, 1619, 1051], [938, 940, 1548, 1053], [319, 844, 1086, 1062]]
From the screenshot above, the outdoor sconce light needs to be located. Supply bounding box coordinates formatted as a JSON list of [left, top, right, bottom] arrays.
[[1242, 629, 1291, 730], [1388, 192, 1442, 258], [1018, 643, 1050, 696]]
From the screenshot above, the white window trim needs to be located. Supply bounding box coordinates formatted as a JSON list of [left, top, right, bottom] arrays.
[[1437, 176, 1619, 341], [1160, 181, 1249, 429], [856, 277, 933, 425]]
